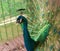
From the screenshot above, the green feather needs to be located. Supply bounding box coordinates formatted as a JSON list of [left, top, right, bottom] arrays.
[[31, 24, 51, 42]]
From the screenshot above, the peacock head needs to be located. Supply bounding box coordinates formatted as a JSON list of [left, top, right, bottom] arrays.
[[16, 16, 23, 24], [16, 9, 27, 24], [16, 16, 27, 24]]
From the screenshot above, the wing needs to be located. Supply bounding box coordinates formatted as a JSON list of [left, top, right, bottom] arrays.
[[26, 11, 51, 42], [26, 0, 51, 42]]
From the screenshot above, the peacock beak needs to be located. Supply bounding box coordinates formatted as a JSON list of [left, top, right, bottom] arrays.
[[20, 19, 22, 23]]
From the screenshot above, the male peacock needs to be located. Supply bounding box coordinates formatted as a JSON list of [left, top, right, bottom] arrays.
[[16, 9, 38, 51], [16, 9, 51, 51]]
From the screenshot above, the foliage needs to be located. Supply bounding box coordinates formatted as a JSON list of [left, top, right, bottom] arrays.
[[0, 0, 26, 19]]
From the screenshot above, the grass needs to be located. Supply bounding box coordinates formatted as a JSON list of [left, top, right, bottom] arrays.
[[0, 0, 26, 44], [0, 0, 26, 20], [0, 22, 23, 44]]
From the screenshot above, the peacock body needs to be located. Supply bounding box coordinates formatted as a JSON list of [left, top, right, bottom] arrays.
[[16, 0, 60, 51], [17, 15, 37, 51], [16, 15, 51, 51]]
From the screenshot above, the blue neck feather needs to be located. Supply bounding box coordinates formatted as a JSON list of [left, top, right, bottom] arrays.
[[21, 19, 30, 38], [18, 16, 36, 51], [20, 16, 37, 51]]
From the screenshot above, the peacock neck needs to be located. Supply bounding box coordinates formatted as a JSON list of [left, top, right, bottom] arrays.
[[23, 22, 28, 31], [20, 19, 29, 35]]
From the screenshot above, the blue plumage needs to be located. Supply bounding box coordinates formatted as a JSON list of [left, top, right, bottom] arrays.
[[16, 16, 37, 51]]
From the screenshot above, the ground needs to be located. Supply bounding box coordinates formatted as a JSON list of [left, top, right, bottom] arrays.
[[0, 35, 26, 51]]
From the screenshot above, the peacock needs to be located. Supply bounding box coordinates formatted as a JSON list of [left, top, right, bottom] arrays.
[[16, 9, 51, 51], [16, 9, 38, 51]]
